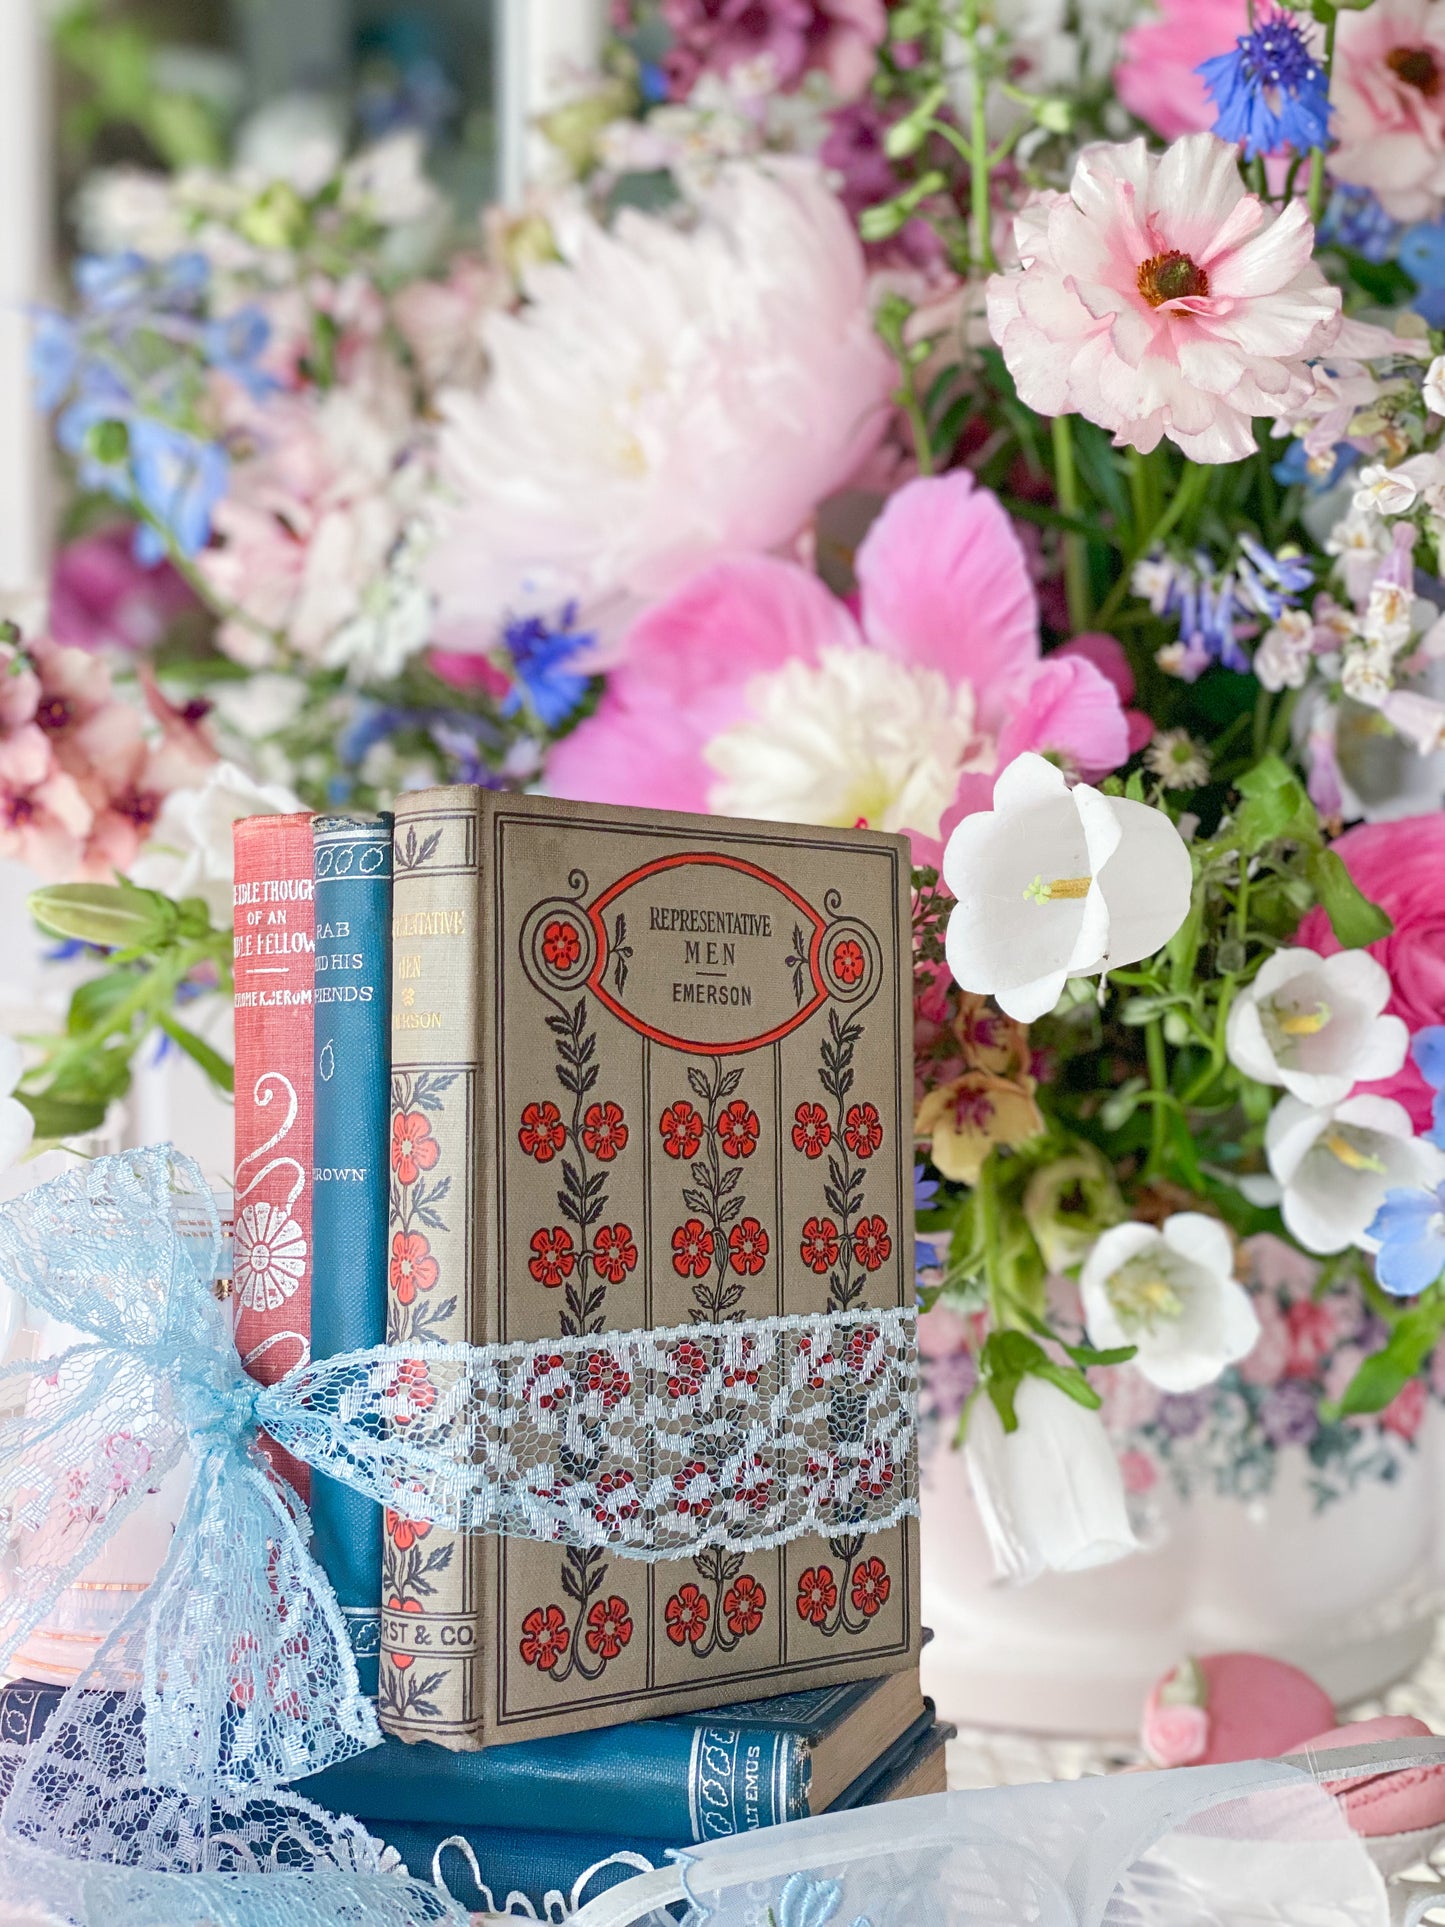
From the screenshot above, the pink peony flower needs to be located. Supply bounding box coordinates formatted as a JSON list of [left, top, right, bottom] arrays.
[[1332, 0, 1445, 221], [987, 135, 1342, 464], [49, 526, 194, 655], [1296, 814, 1445, 1131], [545, 471, 1130, 856], [662, 0, 886, 101], [1115, 0, 1252, 143]]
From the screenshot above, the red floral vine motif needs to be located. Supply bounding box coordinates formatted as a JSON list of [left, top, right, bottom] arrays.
[[388, 1068, 458, 1348], [385, 1509, 431, 1553], [852, 1215, 892, 1272], [539, 998, 629, 1336], [387, 1358, 437, 1425], [582, 1350, 632, 1411], [389, 1230, 438, 1303], [518, 1100, 567, 1162], [592, 1469, 640, 1525], [843, 1102, 883, 1159], [791, 1101, 831, 1159], [528, 1225, 577, 1288], [800, 1215, 840, 1275], [812, 1009, 872, 1311], [517, 1547, 630, 1683], [664, 1549, 768, 1658], [832, 939, 866, 986], [665, 1059, 769, 1321], [542, 920, 582, 971], [793, 1537, 890, 1637]]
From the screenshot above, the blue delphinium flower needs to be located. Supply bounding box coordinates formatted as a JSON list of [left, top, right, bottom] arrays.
[[914, 1163, 941, 1291], [1235, 535, 1314, 619], [1319, 186, 1401, 265], [1198, 11, 1331, 161], [1414, 1026, 1445, 1148], [1368, 1183, 1445, 1297], [1399, 219, 1445, 327], [129, 420, 230, 562], [1272, 437, 1356, 493], [501, 604, 596, 730], [200, 307, 275, 400]]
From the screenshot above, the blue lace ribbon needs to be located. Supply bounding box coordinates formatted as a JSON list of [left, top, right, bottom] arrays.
[[0, 1146, 917, 1805]]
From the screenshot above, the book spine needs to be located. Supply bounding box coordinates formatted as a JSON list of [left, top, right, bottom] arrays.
[[379, 788, 486, 1745], [311, 813, 393, 1695], [0, 1680, 63, 1747], [232, 812, 316, 1501], [301, 1721, 806, 1838]]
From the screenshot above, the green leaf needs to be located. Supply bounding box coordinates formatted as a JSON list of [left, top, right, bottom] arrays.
[[29, 879, 177, 950], [66, 969, 140, 1037], [1334, 1299, 1445, 1418], [1032, 1358, 1103, 1410], [1233, 754, 1319, 851], [156, 1013, 234, 1093], [1061, 1340, 1137, 1369], [16, 1090, 108, 1138], [1305, 847, 1393, 949]]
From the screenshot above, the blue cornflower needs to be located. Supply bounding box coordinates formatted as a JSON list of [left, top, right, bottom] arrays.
[[1320, 187, 1401, 264], [1368, 1182, 1445, 1297], [1413, 1026, 1445, 1149], [201, 306, 276, 399], [501, 604, 596, 730], [128, 419, 229, 562], [1198, 11, 1331, 161]]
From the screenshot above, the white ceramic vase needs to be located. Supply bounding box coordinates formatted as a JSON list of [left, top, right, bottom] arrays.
[[921, 1414, 1445, 1737]]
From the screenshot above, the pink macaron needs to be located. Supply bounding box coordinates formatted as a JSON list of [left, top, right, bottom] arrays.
[[1142, 1653, 1336, 1768]]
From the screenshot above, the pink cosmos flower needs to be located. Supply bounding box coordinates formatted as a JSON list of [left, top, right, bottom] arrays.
[[987, 134, 1342, 464], [662, 0, 887, 101], [545, 471, 1130, 857], [1115, 0, 1252, 143], [1332, 0, 1445, 221], [1297, 813, 1445, 1131]]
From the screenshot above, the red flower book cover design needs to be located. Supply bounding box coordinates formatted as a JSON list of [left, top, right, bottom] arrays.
[[232, 811, 315, 1498]]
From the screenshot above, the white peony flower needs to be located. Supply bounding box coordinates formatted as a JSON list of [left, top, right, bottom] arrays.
[[424, 159, 894, 646], [1079, 1213, 1260, 1393], [1266, 1092, 1445, 1255], [129, 761, 302, 926], [943, 752, 1194, 1023], [705, 647, 984, 838], [964, 1373, 1139, 1585], [1226, 947, 1409, 1106]]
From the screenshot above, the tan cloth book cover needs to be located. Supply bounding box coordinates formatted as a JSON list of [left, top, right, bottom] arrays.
[[380, 790, 918, 1748]]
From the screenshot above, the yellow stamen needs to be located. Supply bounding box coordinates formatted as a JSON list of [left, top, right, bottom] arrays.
[[1108, 1263, 1184, 1333], [1277, 1002, 1332, 1038], [1022, 873, 1093, 904], [1322, 1130, 1388, 1176]]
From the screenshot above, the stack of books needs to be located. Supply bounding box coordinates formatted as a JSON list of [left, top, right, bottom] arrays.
[[224, 788, 940, 1906]]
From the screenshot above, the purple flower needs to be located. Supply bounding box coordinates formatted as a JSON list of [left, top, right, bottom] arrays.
[[1260, 1379, 1320, 1448], [1156, 1391, 1211, 1438]]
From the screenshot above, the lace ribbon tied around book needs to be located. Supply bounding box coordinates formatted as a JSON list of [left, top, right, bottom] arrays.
[[0, 1145, 917, 1910]]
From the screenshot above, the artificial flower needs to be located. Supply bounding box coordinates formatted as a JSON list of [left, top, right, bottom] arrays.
[[1332, 0, 1445, 222], [1198, 10, 1330, 161], [914, 1068, 1044, 1185], [1265, 1092, 1445, 1255], [942, 752, 1195, 1024], [1079, 1213, 1259, 1393], [964, 1373, 1139, 1585], [1296, 813, 1445, 1130], [986, 134, 1342, 462], [1115, 0, 1250, 143], [546, 472, 1129, 853], [425, 160, 894, 649], [1225, 947, 1410, 1107], [129, 760, 303, 925], [1367, 1180, 1445, 1297]]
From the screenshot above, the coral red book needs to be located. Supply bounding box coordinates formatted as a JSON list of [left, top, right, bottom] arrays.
[[379, 789, 919, 1749], [232, 811, 316, 1498]]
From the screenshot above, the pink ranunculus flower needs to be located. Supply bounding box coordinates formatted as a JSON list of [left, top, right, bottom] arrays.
[[1332, 0, 1445, 222], [545, 471, 1130, 857], [1296, 814, 1445, 1131], [1115, 0, 1252, 143], [986, 134, 1342, 465]]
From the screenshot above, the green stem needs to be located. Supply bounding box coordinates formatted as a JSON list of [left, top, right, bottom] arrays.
[[976, 1146, 1005, 1324], [1144, 1017, 1170, 1177], [1051, 414, 1090, 632], [1307, 7, 1338, 227], [960, 0, 997, 274], [1094, 461, 1210, 630]]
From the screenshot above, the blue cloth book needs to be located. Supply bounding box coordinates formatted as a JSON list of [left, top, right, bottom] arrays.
[[380, 1707, 949, 1917], [311, 812, 393, 1693], [298, 1665, 924, 1840]]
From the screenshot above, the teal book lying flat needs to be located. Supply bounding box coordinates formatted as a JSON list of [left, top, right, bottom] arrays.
[[378, 1708, 949, 1918], [299, 1666, 925, 1841]]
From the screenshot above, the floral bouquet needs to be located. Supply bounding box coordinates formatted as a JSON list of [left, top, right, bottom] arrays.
[[11, 0, 1445, 1593]]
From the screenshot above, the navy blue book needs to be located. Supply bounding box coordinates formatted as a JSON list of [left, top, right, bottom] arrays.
[[311, 812, 393, 1693], [299, 1665, 924, 1840], [380, 1707, 949, 1917]]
